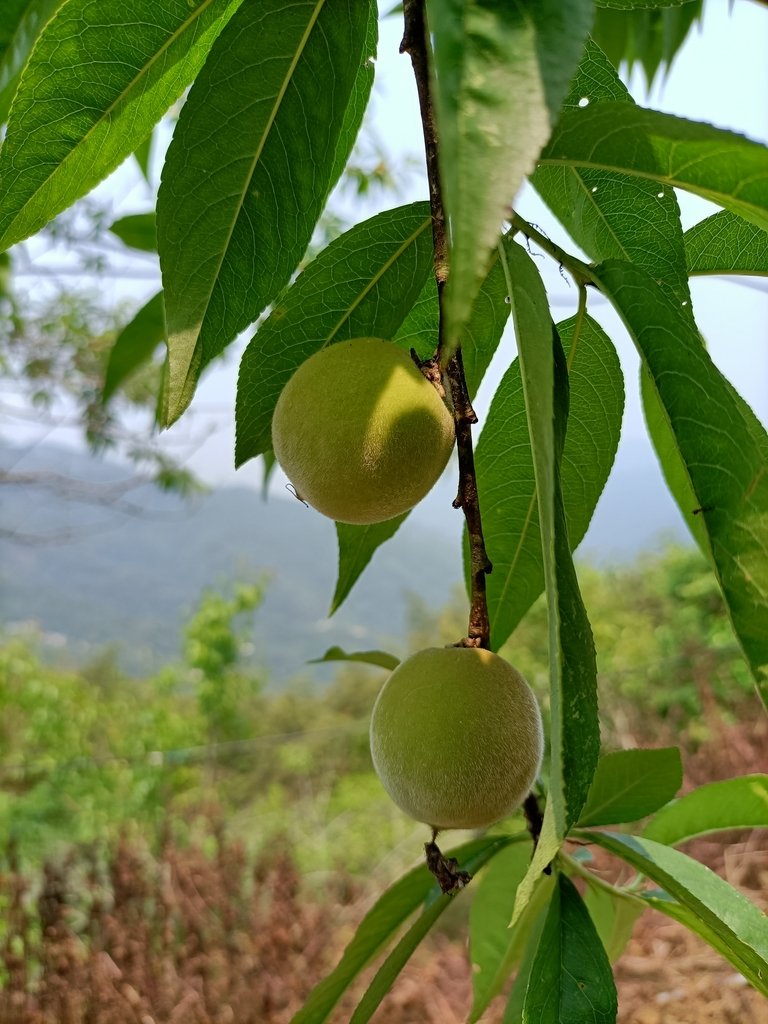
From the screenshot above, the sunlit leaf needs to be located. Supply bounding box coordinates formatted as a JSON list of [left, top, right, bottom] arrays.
[[501, 244, 599, 924], [0, 0, 246, 251], [581, 831, 768, 995], [578, 747, 682, 827], [540, 102, 768, 232], [469, 843, 555, 1022], [0, 0, 61, 123], [644, 774, 768, 846], [158, 0, 376, 422], [685, 211, 768, 276], [472, 306, 624, 651]]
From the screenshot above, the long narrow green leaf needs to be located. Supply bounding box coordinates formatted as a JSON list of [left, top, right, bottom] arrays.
[[235, 202, 433, 467], [685, 211, 768, 276], [644, 774, 768, 846], [0, 0, 246, 251], [595, 260, 768, 701], [0, 0, 62, 123], [102, 292, 165, 403], [502, 244, 600, 924], [531, 41, 709, 568], [580, 831, 768, 995], [540, 102, 768, 232], [157, 0, 375, 423], [577, 748, 682, 827], [523, 874, 617, 1023], [472, 307, 624, 651], [347, 898, 447, 1024], [426, 0, 592, 363], [292, 835, 516, 1024], [469, 843, 555, 1023]]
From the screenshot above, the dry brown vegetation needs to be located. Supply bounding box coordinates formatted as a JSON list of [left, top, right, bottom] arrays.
[[0, 717, 766, 1024]]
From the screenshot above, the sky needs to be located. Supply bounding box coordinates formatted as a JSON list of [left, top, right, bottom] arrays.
[[6, 0, 768, 513]]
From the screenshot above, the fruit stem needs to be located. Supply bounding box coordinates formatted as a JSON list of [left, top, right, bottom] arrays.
[[401, 0, 493, 649], [425, 830, 472, 895]]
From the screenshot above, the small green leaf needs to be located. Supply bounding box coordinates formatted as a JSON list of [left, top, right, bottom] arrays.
[[596, 259, 768, 702], [578, 747, 682, 827], [0, 0, 246, 251], [523, 874, 617, 1024], [292, 835, 517, 1024], [109, 213, 157, 253], [583, 883, 643, 964], [685, 211, 768, 276], [102, 292, 165, 403], [158, 0, 375, 422], [331, 518, 408, 615], [540, 102, 768, 232], [502, 245, 600, 923], [473, 307, 624, 651], [235, 202, 433, 467], [644, 774, 768, 846], [426, 0, 593, 362], [581, 831, 768, 995], [308, 646, 399, 672]]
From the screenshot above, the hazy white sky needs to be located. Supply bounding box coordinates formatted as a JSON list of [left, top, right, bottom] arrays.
[[7, 0, 768, 500]]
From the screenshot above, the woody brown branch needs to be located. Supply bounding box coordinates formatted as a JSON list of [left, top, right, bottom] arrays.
[[401, 0, 492, 651]]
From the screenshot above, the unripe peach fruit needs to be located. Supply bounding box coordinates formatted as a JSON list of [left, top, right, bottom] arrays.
[[271, 338, 455, 525], [370, 647, 543, 830]]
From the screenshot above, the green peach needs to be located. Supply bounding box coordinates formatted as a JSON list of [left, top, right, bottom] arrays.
[[370, 647, 543, 830], [271, 338, 455, 525]]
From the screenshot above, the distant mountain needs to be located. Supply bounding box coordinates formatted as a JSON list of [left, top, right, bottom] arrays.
[[0, 438, 689, 682]]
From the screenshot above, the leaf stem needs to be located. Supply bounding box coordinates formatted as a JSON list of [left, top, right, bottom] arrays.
[[401, 0, 492, 648], [560, 852, 646, 907], [509, 212, 595, 287]]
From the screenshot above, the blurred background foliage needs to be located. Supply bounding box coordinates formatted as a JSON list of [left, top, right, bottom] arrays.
[[0, 544, 758, 874]]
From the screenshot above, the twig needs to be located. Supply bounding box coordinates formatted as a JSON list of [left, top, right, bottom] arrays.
[[401, 0, 492, 649]]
